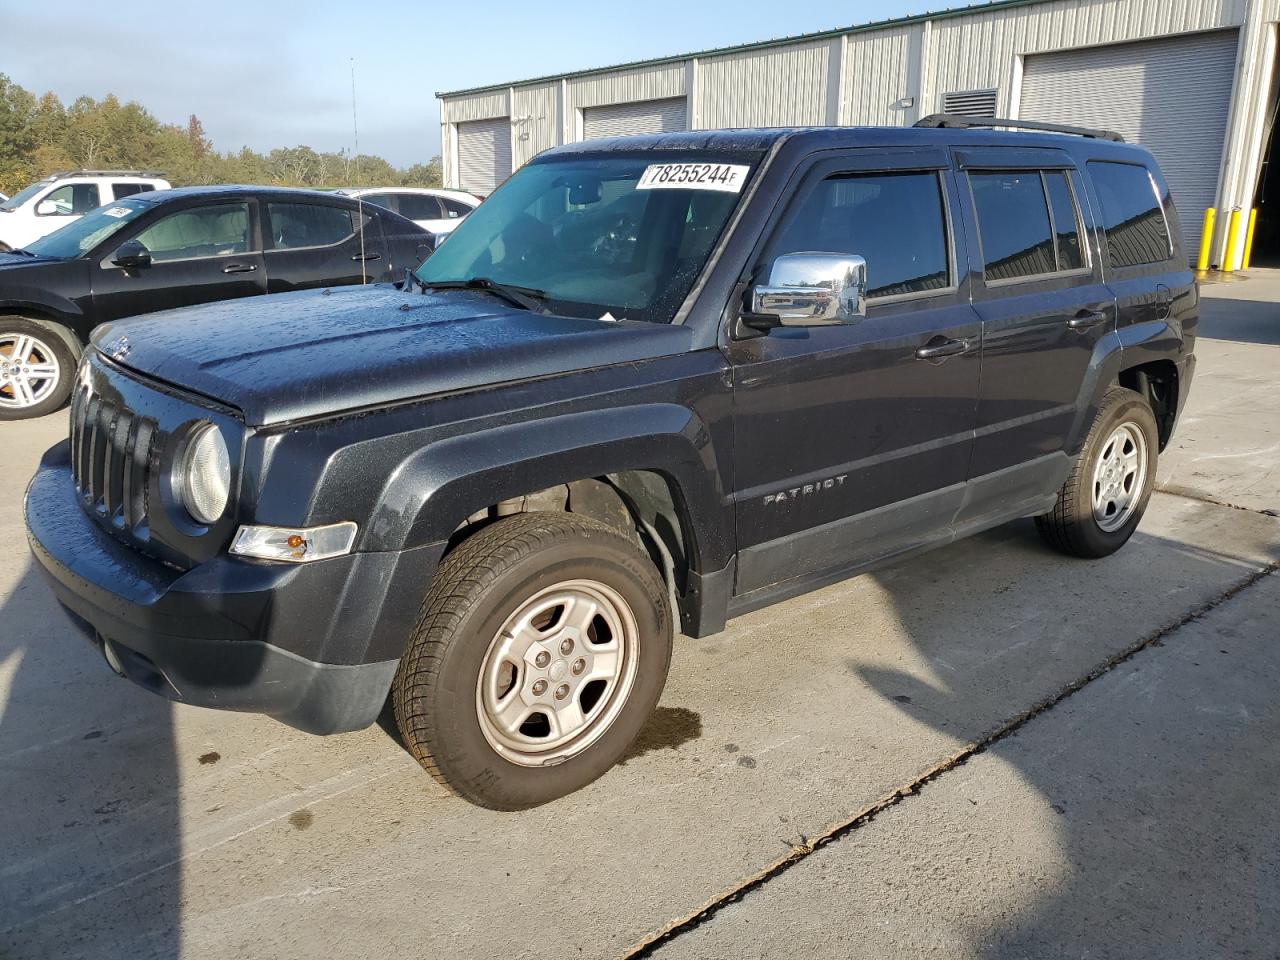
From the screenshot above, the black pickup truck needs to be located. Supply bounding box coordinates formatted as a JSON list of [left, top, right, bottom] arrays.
[[25, 118, 1196, 809]]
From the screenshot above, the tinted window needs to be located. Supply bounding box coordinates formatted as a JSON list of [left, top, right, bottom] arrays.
[[970, 171, 1055, 281], [1088, 161, 1172, 267], [441, 197, 473, 218], [359, 193, 398, 213], [1044, 172, 1084, 271], [397, 194, 445, 221], [41, 183, 100, 216], [768, 171, 950, 298], [112, 183, 150, 199], [133, 202, 251, 262], [268, 203, 356, 248]]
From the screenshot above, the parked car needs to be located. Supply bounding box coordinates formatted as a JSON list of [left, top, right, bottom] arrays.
[[0, 170, 171, 251], [337, 187, 479, 237], [0, 185, 432, 418], [26, 118, 1196, 809]]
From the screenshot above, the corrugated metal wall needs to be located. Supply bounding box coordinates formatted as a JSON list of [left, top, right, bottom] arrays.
[[439, 0, 1272, 265], [697, 40, 830, 128]]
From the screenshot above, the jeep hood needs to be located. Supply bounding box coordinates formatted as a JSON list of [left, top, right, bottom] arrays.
[[92, 285, 695, 425]]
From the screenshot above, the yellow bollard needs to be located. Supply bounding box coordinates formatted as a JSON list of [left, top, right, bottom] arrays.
[[1242, 208, 1258, 269], [1197, 207, 1217, 271], [1223, 208, 1244, 273]]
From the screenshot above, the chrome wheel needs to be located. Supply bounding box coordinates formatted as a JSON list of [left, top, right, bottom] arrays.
[[0, 332, 61, 411], [1092, 421, 1147, 533], [477, 579, 639, 766]]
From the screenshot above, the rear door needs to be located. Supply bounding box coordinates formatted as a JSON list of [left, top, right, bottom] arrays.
[[954, 147, 1115, 522], [262, 199, 386, 292], [91, 199, 266, 321], [726, 149, 982, 597]]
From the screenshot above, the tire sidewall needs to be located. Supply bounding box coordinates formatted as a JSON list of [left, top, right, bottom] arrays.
[[411, 528, 672, 809], [1070, 392, 1159, 555], [0, 317, 76, 421]]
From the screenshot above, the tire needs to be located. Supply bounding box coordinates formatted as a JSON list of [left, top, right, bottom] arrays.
[[1036, 385, 1158, 559], [0, 317, 76, 421], [393, 512, 673, 810]]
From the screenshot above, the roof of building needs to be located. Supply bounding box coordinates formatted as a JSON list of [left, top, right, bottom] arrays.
[[437, 0, 1050, 99]]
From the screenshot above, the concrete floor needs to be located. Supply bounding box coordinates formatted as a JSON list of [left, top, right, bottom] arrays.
[[0, 273, 1277, 960]]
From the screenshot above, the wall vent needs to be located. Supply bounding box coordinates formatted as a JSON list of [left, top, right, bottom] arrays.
[[942, 89, 998, 117]]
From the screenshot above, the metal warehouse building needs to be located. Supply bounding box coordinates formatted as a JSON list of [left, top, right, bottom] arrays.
[[437, 0, 1280, 269]]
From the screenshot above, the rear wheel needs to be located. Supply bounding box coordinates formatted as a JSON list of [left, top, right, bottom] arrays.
[[393, 512, 673, 810], [1036, 386, 1158, 558], [0, 318, 75, 420]]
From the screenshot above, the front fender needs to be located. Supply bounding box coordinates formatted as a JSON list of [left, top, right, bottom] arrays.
[[364, 403, 732, 574]]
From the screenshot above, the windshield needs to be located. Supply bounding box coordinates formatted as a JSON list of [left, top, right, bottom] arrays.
[[23, 199, 150, 259], [417, 151, 760, 322], [0, 181, 53, 212]]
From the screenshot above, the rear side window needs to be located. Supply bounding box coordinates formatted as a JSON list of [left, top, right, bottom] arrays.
[[112, 183, 154, 199], [397, 194, 445, 221], [767, 171, 951, 298], [268, 203, 357, 249], [358, 193, 398, 213], [441, 197, 473, 218], [969, 170, 1088, 281], [1087, 161, 1172, 267]]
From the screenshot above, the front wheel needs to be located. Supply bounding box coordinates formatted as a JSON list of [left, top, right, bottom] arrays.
[[0, 318, 76, 420], [393, 512, 673, 810], [1036, 385, 1158, 558]]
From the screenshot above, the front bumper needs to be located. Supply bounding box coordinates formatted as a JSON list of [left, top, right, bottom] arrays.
[[24, 441, 445, 734]]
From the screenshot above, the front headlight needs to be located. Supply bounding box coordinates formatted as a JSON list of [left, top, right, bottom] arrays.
[[178, 422, 230, 524]]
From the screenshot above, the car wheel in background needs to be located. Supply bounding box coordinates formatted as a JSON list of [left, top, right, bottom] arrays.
[[1036, 385, 1159, 558], [0, 317, 76, 420], [393, 512, 673, 810]]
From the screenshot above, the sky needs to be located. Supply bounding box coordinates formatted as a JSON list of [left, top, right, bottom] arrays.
[[4, 0, 973, 168]]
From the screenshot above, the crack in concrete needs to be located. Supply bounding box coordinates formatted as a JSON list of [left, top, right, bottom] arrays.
[[624, 561, 1280, 958], [1156, 483, 1280, 517]]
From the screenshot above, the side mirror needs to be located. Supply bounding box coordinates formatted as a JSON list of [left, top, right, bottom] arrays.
[[35, 200, 60, 216], [111, 240, 152, 270], [743, 252, 867, 332]]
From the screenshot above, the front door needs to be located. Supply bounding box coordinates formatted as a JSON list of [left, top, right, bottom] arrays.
[[726, 150, 982, 598], [952, 149, 1116, 522], [92, 200, 266, 322]]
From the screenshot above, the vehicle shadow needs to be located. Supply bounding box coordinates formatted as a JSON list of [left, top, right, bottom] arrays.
[[1198, 290, 1280, 346], [853, 518, 1280, 955], [0, 561, 182, 960]]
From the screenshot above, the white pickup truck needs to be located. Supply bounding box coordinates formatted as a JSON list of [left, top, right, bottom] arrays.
[[0, 171, 170, 251]]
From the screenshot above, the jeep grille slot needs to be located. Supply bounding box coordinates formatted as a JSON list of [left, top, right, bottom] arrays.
[[70, 382, 155, 535]]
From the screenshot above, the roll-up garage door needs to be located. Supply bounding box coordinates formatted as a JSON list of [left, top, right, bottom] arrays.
[[457, 118, 512, 196], [1020, 30, 1238, 253], [583, 98, 688, 139]]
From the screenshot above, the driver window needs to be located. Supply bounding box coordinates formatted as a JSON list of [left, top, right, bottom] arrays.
[[41, 183, 100, 216], [767, 170, 951, 299], [132, 203, 251, 263]]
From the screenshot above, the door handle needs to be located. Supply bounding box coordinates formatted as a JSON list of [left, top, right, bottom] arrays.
[[351, 253, 382, 262], [1067, 309, 1108, 330], [222, 263, 258, 274], [915, 337, 970, 361]]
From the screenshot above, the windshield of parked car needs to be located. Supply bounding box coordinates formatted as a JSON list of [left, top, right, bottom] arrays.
[[416, 151, 760, 323], [0, 181, 53, 212], [22, 199, 151, 259]]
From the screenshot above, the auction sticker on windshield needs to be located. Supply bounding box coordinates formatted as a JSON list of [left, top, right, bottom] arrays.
[[637, 163, 750, 193]]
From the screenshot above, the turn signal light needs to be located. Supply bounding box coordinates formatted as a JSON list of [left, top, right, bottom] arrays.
[[230, 522, 357, 563]]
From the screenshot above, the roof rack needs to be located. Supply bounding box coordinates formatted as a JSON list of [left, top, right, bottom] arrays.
[[914, 113, 1124, 143], [47, 169, 167, 180]]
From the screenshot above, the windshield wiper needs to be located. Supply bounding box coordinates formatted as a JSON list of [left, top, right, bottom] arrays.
[[403, 267, 429, 294], [4, 247, 38, 257], [423, 277, 550, 314]]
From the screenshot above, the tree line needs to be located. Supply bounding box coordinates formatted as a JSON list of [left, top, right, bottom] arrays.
[[0, 73, 441, 197]]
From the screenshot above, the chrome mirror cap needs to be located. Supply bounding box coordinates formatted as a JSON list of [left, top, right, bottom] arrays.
[[751, 252, 868, 326]]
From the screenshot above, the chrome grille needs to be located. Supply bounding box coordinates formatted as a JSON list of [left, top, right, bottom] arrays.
[[70, 382, 156, 534]]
